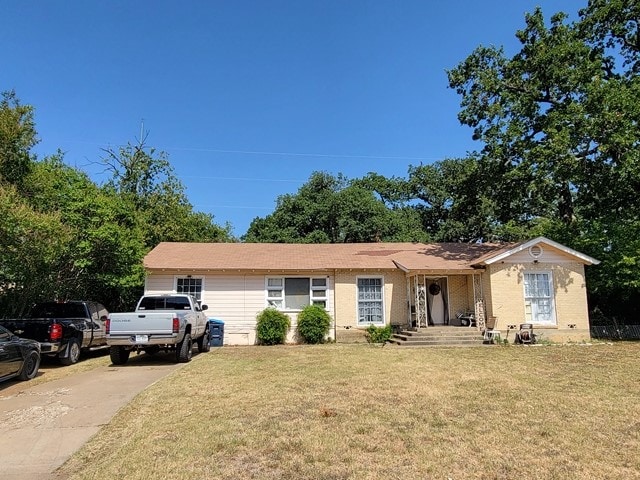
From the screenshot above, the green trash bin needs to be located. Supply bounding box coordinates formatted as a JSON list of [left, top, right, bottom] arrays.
[[208, 318, 224, 347]]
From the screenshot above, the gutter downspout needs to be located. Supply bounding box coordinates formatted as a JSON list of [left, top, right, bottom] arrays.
[[333, 269, 337, 342]]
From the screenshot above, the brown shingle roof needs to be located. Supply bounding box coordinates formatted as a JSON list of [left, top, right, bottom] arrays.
[[144, 242, 511, 272]]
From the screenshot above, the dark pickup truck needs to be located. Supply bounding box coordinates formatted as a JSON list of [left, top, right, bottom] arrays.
[[0, 301, 109, 365]]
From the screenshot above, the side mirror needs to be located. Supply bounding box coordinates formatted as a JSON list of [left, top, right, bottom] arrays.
[[201, 304, 208, 311]]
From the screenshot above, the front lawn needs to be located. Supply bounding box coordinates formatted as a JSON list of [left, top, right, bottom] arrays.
[[57, 343, 640, 479]]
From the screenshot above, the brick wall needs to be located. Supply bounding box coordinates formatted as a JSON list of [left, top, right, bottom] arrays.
[[447, 275, 472, 325], [488, 262, 590, 342], [334, 270, 407, 335]]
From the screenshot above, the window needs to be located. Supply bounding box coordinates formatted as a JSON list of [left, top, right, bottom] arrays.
[[87, 302, 109, 325], [0, 325, 10, 343], [358, 277, 384, 325], [266, 277, 327, 310], [311, 278, 328, 308], [139, 296, 192, 311], [176, 277, 203, 301], [523, 272, 556, 325], [267, 278, 284, 308], [285, 278, 309, 310]]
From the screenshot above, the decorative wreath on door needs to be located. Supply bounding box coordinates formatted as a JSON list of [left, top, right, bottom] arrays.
[[429, 283, 441, 296]]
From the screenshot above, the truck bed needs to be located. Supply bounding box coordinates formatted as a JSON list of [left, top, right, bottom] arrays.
[[0, 317, 86, 343]]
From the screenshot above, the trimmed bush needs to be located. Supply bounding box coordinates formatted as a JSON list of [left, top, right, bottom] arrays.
[[297, 304, 332, 344], [364, 324, 392, 344], [256, 308, 291, 345]]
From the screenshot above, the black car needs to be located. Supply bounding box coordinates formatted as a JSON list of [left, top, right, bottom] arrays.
[[0, 325, 41, 383]]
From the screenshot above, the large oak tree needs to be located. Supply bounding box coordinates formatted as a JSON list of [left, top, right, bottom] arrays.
[[447, 1, 640, 320]]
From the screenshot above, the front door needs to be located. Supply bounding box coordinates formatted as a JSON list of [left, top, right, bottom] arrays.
[[428, 278, 448, 325]]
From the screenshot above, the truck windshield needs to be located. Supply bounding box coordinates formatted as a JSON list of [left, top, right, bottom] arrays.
[[30, 303, 86, 318], [138, 297, 192, 310]]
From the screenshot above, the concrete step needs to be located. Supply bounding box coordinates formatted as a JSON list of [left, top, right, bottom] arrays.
[[385, 342, 495, 348], [388, 328, 488, 347], [392, 333, 481, 342], [398, 330, 480, 338]]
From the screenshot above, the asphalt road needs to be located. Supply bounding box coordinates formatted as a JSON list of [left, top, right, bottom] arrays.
[[0, 351, 187, 480]]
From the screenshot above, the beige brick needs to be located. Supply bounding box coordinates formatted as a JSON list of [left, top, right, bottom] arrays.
[[335, 327, 369, 343], [334, 270, 407, 328], [488, 262, 590, 341]]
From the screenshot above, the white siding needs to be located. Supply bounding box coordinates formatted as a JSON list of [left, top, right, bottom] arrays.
[[144, 272, 335, 345], [145, 274, 175, 293], [204, 275, 264, 345]]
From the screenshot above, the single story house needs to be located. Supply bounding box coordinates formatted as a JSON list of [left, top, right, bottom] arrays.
[[143, 236, 599, 345]]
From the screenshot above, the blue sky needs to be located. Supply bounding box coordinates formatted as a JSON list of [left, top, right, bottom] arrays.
[[2, 1, 586, 237]]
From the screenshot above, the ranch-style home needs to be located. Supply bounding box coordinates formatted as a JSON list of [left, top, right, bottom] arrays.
[[143, 237, 599, 345]]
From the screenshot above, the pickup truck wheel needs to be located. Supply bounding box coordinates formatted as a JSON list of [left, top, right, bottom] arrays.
[[19, 351, 41, 381], [197, 327, 211, 353], [110, 346, 130, 365], [176, 333, 193, 363], [60, 338, 81, 366]]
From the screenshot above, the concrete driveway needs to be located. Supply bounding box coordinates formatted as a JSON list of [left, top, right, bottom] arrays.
[[0, 351, 190, 480]]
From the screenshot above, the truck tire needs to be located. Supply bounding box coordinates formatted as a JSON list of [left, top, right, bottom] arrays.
[[110, 346, 130, 365], [197, 326, 211, 353], [19, 351, 41, 381], [176, 333, 193, 363], [60, 338, 81, 366]]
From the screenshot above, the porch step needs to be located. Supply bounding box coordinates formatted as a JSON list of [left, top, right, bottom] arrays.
[[387, 327, 488, 347]]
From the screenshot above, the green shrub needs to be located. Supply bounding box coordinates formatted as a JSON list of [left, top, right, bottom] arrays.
[[364, 324, 393, 344], [256, 308, 291, 345], [297, 305, 332, 344]]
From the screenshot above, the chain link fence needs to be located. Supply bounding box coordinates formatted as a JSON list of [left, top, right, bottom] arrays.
[[590, 324, 640, 340]]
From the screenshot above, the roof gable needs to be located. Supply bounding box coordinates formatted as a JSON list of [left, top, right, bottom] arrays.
[[473, 236, 600, 266]]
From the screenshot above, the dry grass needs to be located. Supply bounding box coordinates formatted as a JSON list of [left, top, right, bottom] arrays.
[[57, 343, 640, 480]]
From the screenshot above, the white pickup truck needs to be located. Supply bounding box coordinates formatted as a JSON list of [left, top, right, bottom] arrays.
[[106, 294, 210, 364]]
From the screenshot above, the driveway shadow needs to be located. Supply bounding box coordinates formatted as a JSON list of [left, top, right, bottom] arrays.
[[107, 347, 207, 367]]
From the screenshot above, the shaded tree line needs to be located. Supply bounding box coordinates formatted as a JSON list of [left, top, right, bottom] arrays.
[[245, 1, 639, 324], [0, 91, 232, 316]]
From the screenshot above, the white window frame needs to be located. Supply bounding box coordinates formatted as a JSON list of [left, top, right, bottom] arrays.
[[357, 276, 385, 325], [523, 271, 556, 325], [174, 276, 205, 302], [310, 278, 328, 308], [265, 276, 328, 311]]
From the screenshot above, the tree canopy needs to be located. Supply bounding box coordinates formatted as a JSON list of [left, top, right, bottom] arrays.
[[0, 90, 36, 186], [243, 171, 427, 243], [246, 1, 639, 323], [446, 0, 640, 321], [0, 97, 232, 315]]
